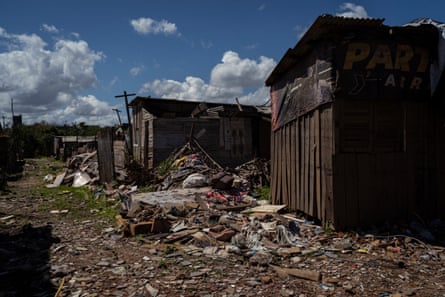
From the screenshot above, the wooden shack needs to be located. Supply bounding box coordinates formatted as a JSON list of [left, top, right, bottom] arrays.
[[266, 15, 445, 228], [53, 136, 97, 161], [129, 97, 270, 169]]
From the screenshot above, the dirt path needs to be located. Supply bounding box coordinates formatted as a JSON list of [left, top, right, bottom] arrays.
[[1, 159, 444, 297]]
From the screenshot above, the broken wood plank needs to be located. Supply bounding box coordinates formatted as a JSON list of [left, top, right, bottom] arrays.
[[46, 171, 67, 188], [242, 204, 287, 214], [270, 264, 321, 282]]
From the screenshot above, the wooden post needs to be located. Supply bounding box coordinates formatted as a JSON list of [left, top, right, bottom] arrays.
[[112, 108, 122, 126], [115, 91, 136, 157], [97, 128, 114, 183]]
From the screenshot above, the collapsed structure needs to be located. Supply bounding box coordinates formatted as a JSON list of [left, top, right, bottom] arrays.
[[129, 97, 271, 169]]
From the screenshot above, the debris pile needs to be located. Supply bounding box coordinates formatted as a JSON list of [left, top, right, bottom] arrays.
[[153, 140, 269, 194], [4, 156, 445, 297], [116, 182, 321, 258], [115, 183, 445, 294], [114, 141, 291, 256], [45, 151, 99, 188]]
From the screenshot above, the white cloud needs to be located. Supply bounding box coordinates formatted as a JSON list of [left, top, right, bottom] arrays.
[[258, 3, 266, 11], [130, 17, 179, 35], [0, 27, 7, 37], [0, 28, 111, 125], [237, 86, 270, 105], [71, 32, 80, 39], [336, 3, 369, 18], [139, 51, 276, 105], [63, 95, 114, 117], [14, 94, 116, 126], [130, 65, 144, 76], [210, 51, 276, 88], [41, 24, 59, 34]]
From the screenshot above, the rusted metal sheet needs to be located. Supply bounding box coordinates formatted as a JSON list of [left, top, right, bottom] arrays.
[[270, 50, 334, 131]]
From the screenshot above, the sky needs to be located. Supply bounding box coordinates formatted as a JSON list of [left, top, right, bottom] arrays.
[[1, 1, 444, 127]]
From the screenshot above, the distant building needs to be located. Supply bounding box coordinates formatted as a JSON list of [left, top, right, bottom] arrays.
[[12, 115, 22, 127], [54, 136, 97, 161], [129, 97, 271, 169]]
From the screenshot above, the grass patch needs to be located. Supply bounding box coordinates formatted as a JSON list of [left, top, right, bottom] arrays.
[[25, 158, 66, 178], [256, 186, 270, 200], [36, 184, 119, 227], [156, 158, 174, 178]]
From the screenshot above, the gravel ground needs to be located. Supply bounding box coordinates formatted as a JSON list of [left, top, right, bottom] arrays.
[[0, 159, 444, 297]]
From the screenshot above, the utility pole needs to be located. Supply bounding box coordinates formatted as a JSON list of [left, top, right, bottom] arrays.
[[112, 108, 122, 126], [10, 97, 14, 117], [115, 91, 136, 157]]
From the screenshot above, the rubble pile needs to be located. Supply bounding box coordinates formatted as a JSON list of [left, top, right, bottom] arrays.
[[116, 141, 276, 246], [2, 157, 445, 296], [109, 183, 445, 295], [45, 151, 99, 188], [154, 140, 269, 192]]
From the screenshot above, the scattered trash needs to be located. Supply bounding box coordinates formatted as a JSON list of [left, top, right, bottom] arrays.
[[44, 151, 99, 188]]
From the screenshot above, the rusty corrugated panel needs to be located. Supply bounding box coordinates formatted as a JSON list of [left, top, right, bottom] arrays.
[[266, 14, 385, 86]]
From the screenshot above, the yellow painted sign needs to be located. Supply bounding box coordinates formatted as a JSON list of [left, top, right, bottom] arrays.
[[343, 42, 429, 91]]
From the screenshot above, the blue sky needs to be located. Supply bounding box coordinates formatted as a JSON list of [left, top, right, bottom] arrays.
[[1, 1, 444, 126]]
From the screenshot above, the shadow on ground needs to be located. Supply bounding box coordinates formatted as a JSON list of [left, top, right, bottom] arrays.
[[0, 223, 59, 297]]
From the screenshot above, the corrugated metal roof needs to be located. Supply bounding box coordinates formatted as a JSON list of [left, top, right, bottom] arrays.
[[265, 14, 385, 86], [129, 96, 271, 117]]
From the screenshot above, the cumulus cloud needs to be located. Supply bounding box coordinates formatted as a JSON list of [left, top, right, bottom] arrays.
[[19, 95, 116, 126], [64, 95, 112, 117], [0, 27, 111, 125], [139, 51, 276, 105], [336, 3, 369, 18], [41, 24, 59, 34], [210, 51, 276, 88], [130, 17, 179, 35]]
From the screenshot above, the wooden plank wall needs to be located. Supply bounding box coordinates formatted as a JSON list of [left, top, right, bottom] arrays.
[[271, 99, 445, 228], [113, 140, 126, 171], [96, 128, 114, 183], [434, 112, 445, 218], [271, 104, 334, 224], [332, 100, 445, 228]]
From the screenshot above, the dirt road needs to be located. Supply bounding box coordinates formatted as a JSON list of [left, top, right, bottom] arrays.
[[0, 159, 444, 297]]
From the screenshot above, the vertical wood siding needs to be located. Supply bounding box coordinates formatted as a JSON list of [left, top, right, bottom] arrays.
[[271, 104, 333, 223], [332, 100, 443, 228], [271, 99, 445, 228]]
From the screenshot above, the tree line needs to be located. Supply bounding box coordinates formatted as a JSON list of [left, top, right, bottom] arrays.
[[1, 122, 102, 158]]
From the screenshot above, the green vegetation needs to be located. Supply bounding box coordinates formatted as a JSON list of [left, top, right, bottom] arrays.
[[36, 184, 119, 227], [156, 158, 174, 177], [256, 185, 270, 200], [2, 121, 102, 159], [25, 158, 65, 177]]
